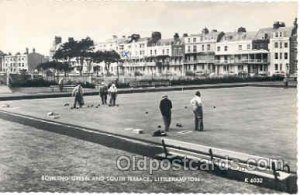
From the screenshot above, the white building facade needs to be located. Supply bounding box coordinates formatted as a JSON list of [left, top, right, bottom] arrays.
[[1, 48, 48, 74], [48, 21, 297, 77], [215, 31, 269, 76], [268, 27, 292, 75]]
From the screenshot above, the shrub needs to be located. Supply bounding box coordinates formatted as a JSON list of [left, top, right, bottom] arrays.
[[10, 78, 57, 87]]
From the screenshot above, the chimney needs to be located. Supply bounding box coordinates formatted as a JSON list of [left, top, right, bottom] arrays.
[[32, 48, 36, 53], [202, 28, 209, 34], [273, 21, 285, 29], [54, 36, 62, 45], [25, 48, 29, 54], [68, 37, 74, 42]]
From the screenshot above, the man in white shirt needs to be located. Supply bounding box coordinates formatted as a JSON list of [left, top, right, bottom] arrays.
[[108, 83, 118, 106], [190, 91, 203, 131]]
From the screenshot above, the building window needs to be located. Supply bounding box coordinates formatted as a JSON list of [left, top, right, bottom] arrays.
[[193, 45, 197, 52], [207, 44, 211, 51], [275, 53, 278, 59], [154, 50, 157, 55], [275, 64, 278, 70], [193, 38, 196, 43], [238, 45, 242, 50], [162, 49, 165, 55], [280, 64, 282, 70], [150, 50, 152, 55], [279, 42, 282, 48], [247, 44, 251, 49], [284, 52, 288, 59], [279, 32, 282, 37], [166, 49, 169, 54], [188, 38, 190, 43], [187, 46, 191, 52], [224, 46, 228, 51], [202, 45, 204, 51], [217, 46, 220, 51], [284, 42, 288, 48], [279, 53, 282, 59], [274, 42, 278, 48], [275, 32, 278, 37]]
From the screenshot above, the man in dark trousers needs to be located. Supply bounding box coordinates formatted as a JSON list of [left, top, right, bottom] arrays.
[[99, 82, 108, 105], [72, 83, 84, 108], [159, 95, 172, 131], [190, 91, 203, 131]]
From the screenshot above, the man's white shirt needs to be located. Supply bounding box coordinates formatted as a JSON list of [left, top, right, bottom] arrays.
[[190, 96, 202, 110]]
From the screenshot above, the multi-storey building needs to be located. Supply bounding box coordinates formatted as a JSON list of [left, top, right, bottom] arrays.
[[1, 48, 48, 74], [121, 36, 149, 76], [49, 21, 297, 77], [184, 28, 220, 74], [268, 27, 293, 75], [215, 29, 269, 75], [290, 28, 297, 74], [0, 51, 5, 72], [49, 36, 62, 60], [144, 33, 184, 76], [95, 33, 184, 77]]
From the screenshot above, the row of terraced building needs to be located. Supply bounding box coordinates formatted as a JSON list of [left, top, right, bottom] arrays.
[[49, 21, 297, 77]]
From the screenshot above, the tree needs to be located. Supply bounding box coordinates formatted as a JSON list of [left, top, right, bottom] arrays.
[[89, 50, 104, 76], [53, 37, 94, 76], [75, 37, 95, 75], [37, 61, 72, 77], [102, 50, 121, 76]]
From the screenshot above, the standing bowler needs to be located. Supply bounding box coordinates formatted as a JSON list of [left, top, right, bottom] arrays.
[[159, 95, 172, 131], [190, 91, 204, 131]]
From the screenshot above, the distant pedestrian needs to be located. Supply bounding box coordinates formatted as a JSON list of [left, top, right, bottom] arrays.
[[159, 95, 172, 131], [58, 78, 64, 92], [72, 83, 84, 108], [99, 82, 108, 105], [190, 91, 203, 131], [283, 76, 289, 89], [108, 83, 118, 106]]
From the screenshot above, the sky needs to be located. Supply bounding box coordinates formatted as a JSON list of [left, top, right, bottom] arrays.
[[0, 0, 298, 56]]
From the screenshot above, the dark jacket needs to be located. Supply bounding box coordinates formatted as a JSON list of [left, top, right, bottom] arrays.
[[159, 98, 172, 117], [99, 85, 108, 95]]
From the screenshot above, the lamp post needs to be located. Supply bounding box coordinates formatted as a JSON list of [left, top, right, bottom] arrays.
[[117, 61, 120, 82], [6, 67, 10, 86]]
